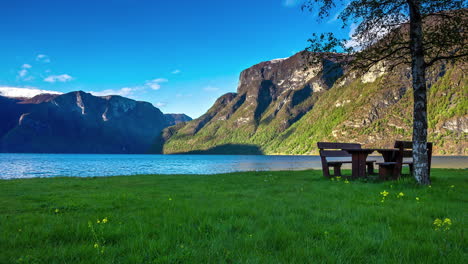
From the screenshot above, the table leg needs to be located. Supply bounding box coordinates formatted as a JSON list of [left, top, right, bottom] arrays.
[[351, 153, 359, 179], [359, 153, 369, 178], [351, 153, 369, 179]]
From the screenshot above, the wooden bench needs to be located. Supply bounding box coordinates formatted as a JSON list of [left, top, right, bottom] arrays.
[[317, 142, 376, 177], [377, 141, 433, 180]]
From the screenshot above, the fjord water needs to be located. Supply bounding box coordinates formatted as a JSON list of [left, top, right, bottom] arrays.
[[1, 154, 467, 179]]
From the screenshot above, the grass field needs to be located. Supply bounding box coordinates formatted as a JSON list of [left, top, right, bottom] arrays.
[[1, 169, 466, 263]]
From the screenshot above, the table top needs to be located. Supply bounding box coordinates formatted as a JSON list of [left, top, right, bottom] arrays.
[[342, 148, 376, 153], [342, 148, 398, 153]]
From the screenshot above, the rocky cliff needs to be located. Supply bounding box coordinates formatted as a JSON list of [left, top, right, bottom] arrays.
[[159, 52, 467, 155], [0, 91, 190, 153]]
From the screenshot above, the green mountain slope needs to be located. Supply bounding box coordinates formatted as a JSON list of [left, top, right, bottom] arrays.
[[158, 53, 467, 155]]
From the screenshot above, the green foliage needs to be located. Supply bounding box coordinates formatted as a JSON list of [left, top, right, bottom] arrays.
[[1, 169, 466, 263]]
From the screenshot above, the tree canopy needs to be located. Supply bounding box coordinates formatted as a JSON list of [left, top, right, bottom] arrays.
[[303, 0, 467, 72]]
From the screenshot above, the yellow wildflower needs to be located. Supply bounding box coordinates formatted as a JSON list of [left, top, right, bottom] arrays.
[[433, 218, 452, 231], [443, 218, 452, 226], [55, 209, 59, 213], [397, 192, 404, 198], [450, 185, 455, 188], [97, 219, 101, 224], [416, 197, 420, 201], [380, 190, 389, 197], [94, 243, 99, 248], [102, 217, 108, 224]]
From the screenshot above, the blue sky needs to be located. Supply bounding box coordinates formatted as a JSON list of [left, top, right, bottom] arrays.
[[0, 0, 350, 118]]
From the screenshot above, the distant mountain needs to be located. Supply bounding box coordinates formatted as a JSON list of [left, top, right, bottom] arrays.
[[158, 52, 467, 155], [164, 114, 192, 126], [0, 91, 190, 153]]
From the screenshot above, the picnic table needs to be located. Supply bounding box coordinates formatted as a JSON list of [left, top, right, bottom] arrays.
[[343, 148, 399, 179], [320, 141, 433, 180]]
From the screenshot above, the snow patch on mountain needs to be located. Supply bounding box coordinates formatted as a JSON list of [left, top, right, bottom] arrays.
[[270, 57, 288, 63]]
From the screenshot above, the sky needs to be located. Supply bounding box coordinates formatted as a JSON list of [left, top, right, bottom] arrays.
[[0, 0, 351, 118]]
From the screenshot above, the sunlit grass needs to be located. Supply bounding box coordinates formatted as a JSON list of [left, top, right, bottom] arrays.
[[0, 169, 466, 263]]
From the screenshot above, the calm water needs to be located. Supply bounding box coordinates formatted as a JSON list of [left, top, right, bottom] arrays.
[[0, 153, 466, 179]]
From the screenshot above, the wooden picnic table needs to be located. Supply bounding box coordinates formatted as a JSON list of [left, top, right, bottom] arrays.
[[343, 148, 399, 178], [343, 148, 375, 179]]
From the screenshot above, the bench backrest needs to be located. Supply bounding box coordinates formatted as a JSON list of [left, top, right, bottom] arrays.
[[317, 142, 361, 158], [394, 141, 433, 157], [394, 140, 433, 176], [317, 142, 361, 150]]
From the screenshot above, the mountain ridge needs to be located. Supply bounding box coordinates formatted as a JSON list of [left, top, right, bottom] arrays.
[[0, 91, 192, 153], [158, 52, 467, 155]]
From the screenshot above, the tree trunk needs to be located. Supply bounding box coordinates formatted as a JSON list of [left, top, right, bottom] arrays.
[[408, 0, 430, 185]]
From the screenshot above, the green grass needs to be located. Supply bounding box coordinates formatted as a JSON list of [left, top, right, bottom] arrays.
[[1, 169, 466, 263]]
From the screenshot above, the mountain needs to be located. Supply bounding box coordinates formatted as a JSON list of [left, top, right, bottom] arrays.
[[0, 91, 190, 153], [164, 114, 192, 126], [158, 52, 467, 155]]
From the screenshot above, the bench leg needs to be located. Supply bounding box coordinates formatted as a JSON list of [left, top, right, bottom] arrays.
[[409, 164, 414, 176], [332, 165, 342, 176], [392, 166, 402, 180], [379, 165, 394, 181], [321, 164, 330, 178], [367, 163, 375, 175]]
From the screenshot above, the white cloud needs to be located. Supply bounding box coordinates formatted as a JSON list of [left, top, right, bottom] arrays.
[[90, 87, 138, 97], [344, 23, 360, 49], [344, 15, 405, 50], [283, 0, 300, 7], [155, 102, 167, 108], [203, 86, 220, 92], [18, 69, 28, 78], [44, 74, 74, 83], [36, 54, 51, 63], [171, 69, 181, 74], [145, 78, 168, 90], [17, 64, 33, 81], [0, 86, 62, 98], [88, 77, 168, 99]]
